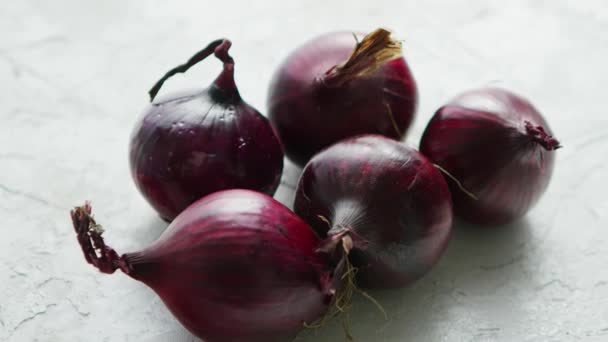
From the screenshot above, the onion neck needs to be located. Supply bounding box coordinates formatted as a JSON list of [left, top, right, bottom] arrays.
[[318, 224, 368, 259], [148, 38, 241, 102], [70, 203, 133, 276], [322, 28, 402, 87], [524, 121, 561, 150], [209, 64, 241, 103], [210, 40, 241, 103], [311, 223, 385, 334]]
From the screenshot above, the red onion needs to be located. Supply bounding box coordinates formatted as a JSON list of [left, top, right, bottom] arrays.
[[294, 135, 453, 288], [267, 28, 418, 167], [419, 87, 561, 225], [130, 39, 283, 221], [71, 190, 336, 342]]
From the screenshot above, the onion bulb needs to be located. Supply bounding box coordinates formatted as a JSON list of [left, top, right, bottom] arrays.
[[267, 28, 418, 167], [71, 190, 336, 342], [420, 87, 561, 225]]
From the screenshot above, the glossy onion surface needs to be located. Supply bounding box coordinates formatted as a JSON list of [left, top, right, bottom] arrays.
[[130, 40, 283, 221], [294, 135, 452, 288], [71, 190, 335, 342], [420, 87, 560, 225], [267, 29, 418, 167]]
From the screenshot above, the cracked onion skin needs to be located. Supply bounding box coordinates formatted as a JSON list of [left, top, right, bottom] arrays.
[[420, 87, 561, 226], [130, 39, 283, 221], [294, 135, 452, 288], [71, 190, 335, 342], [267, 29, 418, 167]]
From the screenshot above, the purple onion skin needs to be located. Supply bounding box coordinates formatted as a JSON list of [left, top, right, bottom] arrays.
[[130, 40, 283, 221], [294, 135, 452, 288], [71, 190, 335, 342], [420, 87, 561, 226], [267, 29, 418, 167]]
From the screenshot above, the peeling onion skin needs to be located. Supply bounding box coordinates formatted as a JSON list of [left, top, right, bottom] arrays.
[[267, 29, 418, 167], [130, 40, 283, 221], [420, 87, 560, 226], [71, 190, 335, 342], [294, 135, 452, 288]]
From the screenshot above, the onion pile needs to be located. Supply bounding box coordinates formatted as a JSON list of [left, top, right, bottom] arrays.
[[70, 28, 561, 342]]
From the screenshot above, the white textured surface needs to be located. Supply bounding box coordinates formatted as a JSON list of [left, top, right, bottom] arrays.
[[1, 0, 607, 341]]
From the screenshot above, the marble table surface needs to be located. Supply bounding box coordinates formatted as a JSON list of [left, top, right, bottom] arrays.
[[1, 0, 607, 341]]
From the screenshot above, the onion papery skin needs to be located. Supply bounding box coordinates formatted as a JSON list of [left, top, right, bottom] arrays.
[[72, 190, 334, 342], [130, 40, 283, 221], [294, 135, 452, 288], [267, 29, 418, 167], [419, 87, 561, 226]]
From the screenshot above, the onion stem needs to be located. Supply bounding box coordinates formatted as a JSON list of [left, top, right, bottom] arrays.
[[524, 121, 562, 150], [148, 39, 236, 101], [304, 229, 387, 340], [71, 203, 131, 275], [323, 28, 402, 87]]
